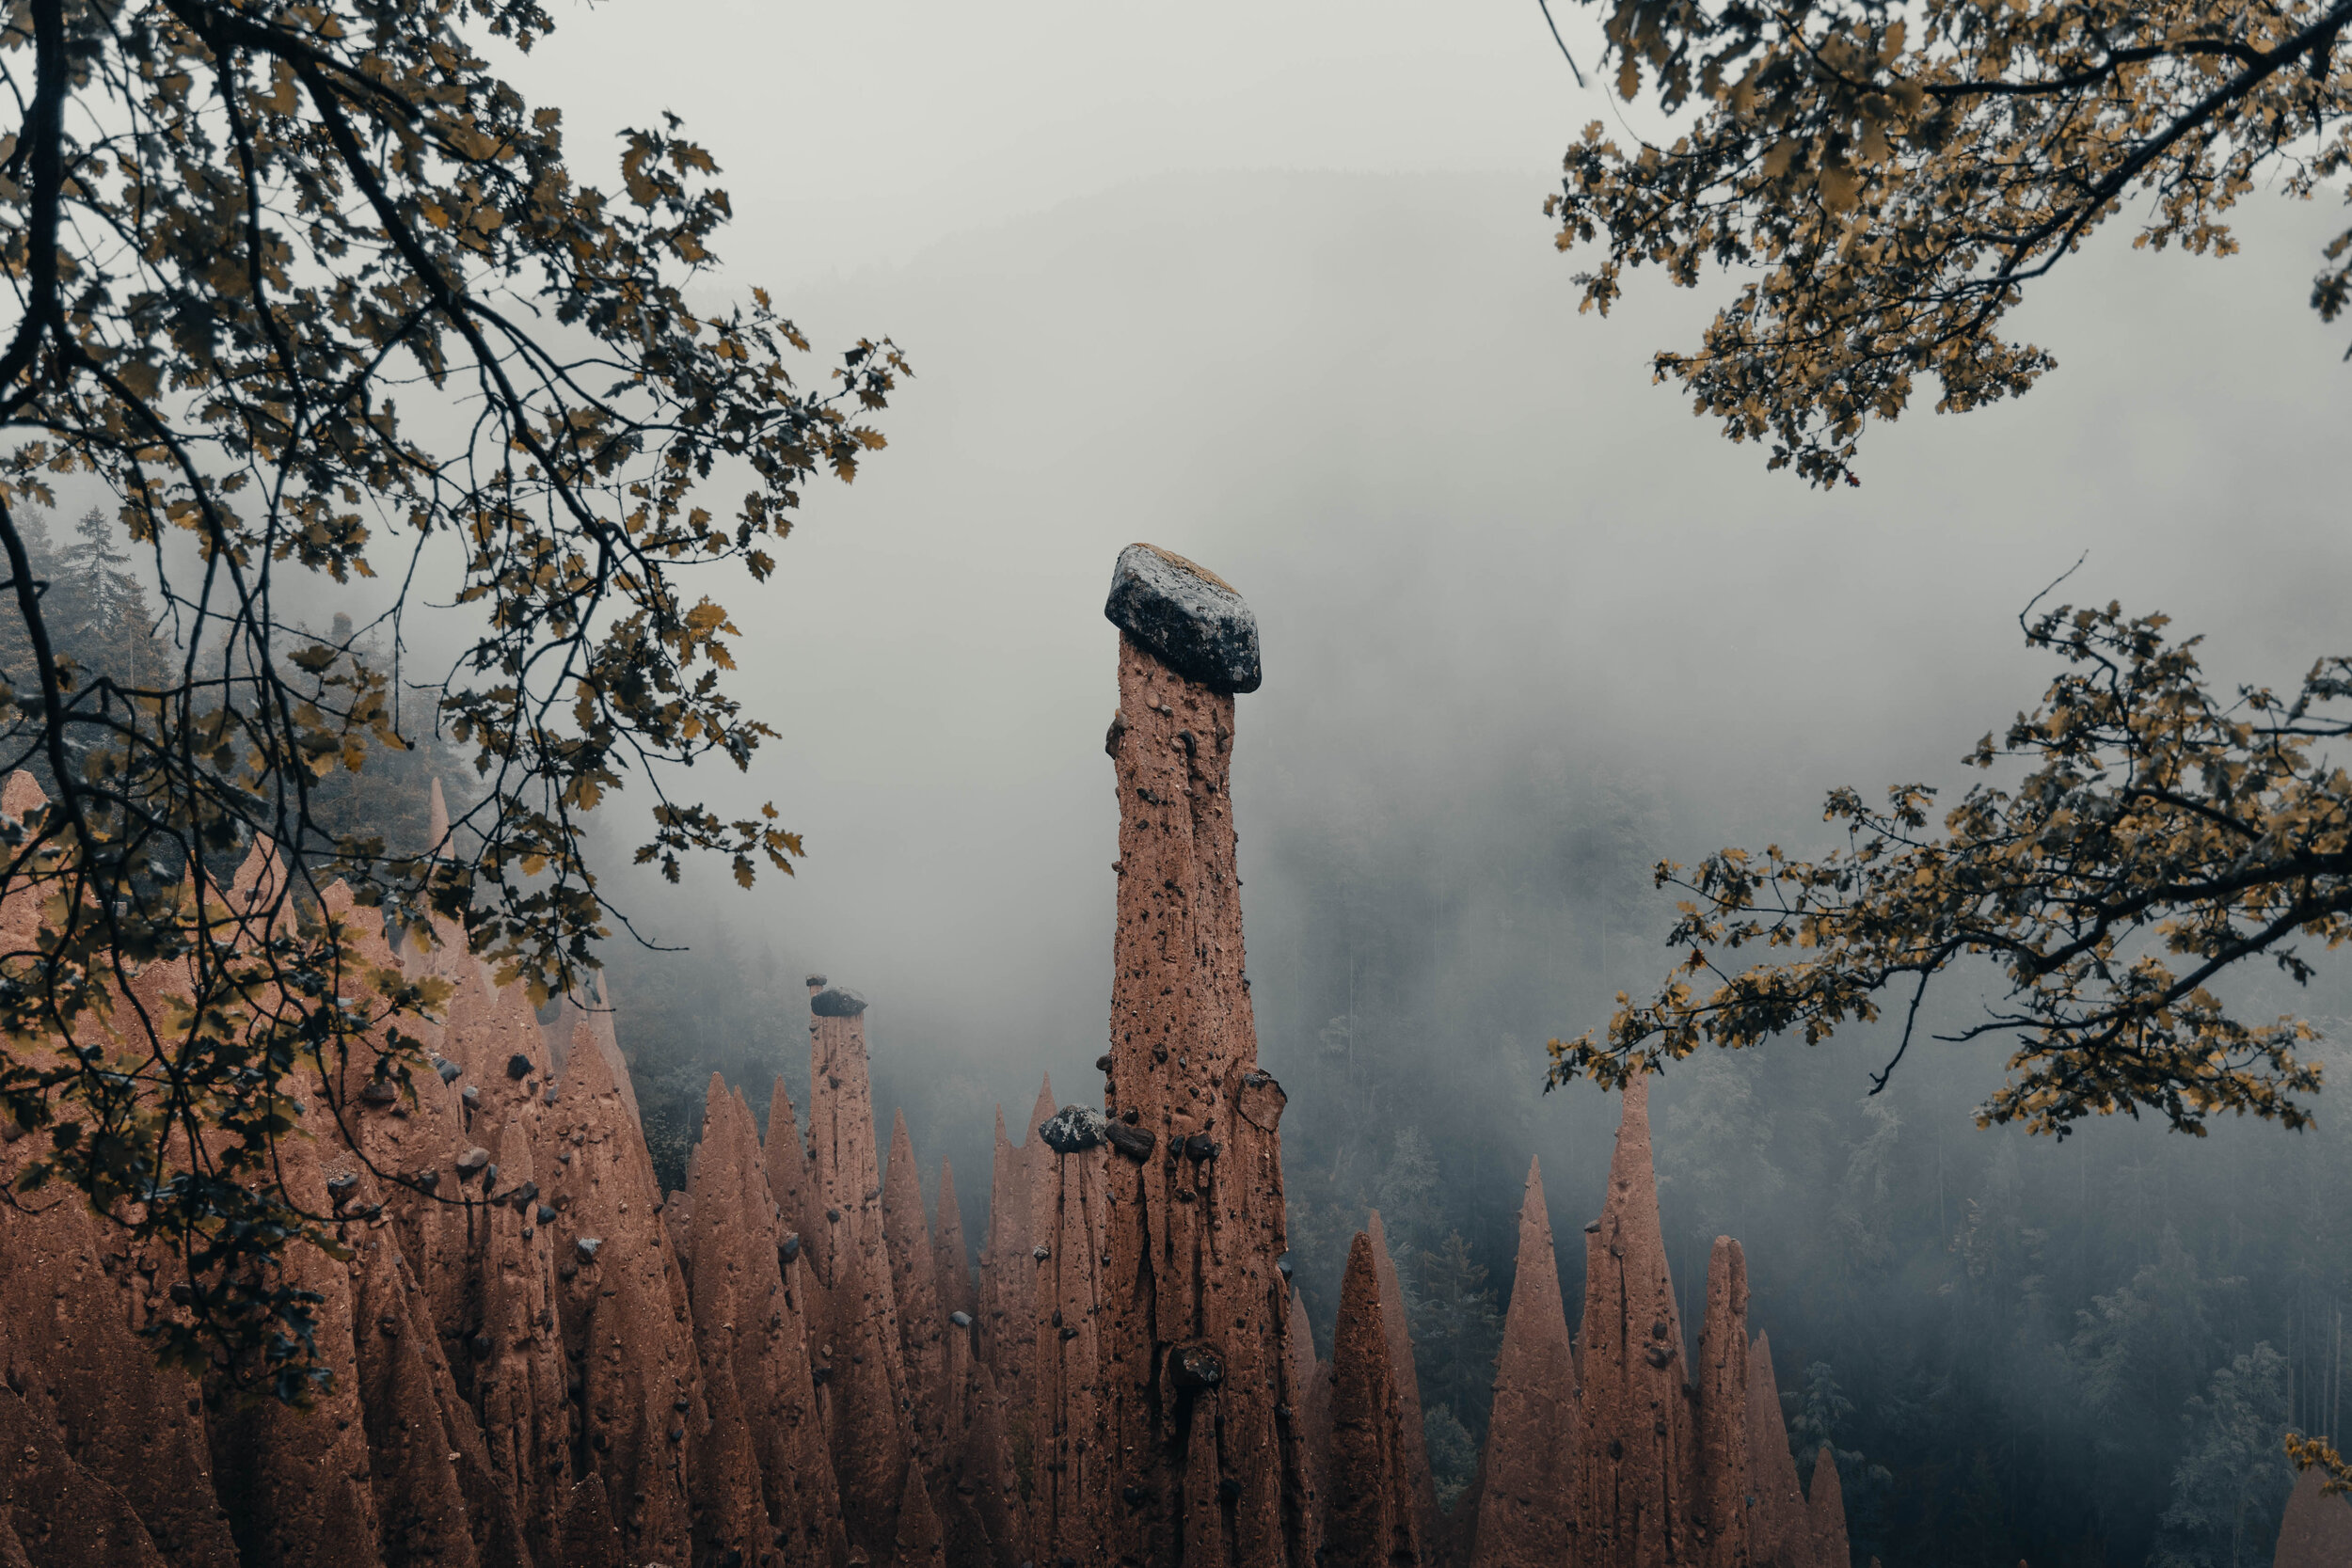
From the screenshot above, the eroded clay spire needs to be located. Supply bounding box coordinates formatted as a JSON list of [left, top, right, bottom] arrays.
[[977, 1102, 1033, 1400], [0, 1305, 182, 1566], [939, 1309, 1031, 1566], [883, 1108, 949, 1466], [765, 1071, 818, 1248], [204, 1100, 385, 1568], [1695, 1239, 1755, 1568], [1806, 1448, 1848, 1568], [0, 1093, 241, 1568], [1577, 1074, 1697, 1568], [687, 1078, 845, 1564], [932, 1157, 976, 1320], [1470, 1157, 1578, 1568], [1367, 1211, 1440, 1549], [538, 1006, 701, 1566], [891, 1460, 947, 1568], [1746, 1333, 1812, 1568], [1096, 544, 1295, 1568], [1285, 1282, 1327, 1563], [804, 979, 914, 1556], [1026, 1101, 1113, 1563], [1323, 1231, 1422, 1568]]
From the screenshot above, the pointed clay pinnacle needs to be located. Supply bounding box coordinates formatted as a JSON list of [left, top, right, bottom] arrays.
[[1806, 1446, 1849, 1568], [932, 1158, 974, 1319], [1324, 1231, 1418, 1568], [1026, 1076, 1057, 1149], [1470, 1156, 1577, 1568], [1746, 1332, 1810, 1568], [1695, 1237, 1755, 1568], [1579, 1072, 1698, 1567], [891, 1458, 946, 1568], [1366, 1210, 1438, 1548], [2277, 1465, 2352, 1568]]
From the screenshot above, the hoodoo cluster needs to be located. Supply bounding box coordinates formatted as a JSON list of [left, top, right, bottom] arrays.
[[0, 548, 1862, 1568]]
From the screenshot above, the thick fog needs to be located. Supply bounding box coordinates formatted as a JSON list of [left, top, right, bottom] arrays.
[[464, 7, 2352, 1562]]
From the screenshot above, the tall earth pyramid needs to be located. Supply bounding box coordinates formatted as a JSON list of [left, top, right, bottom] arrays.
[[1093, 544, 1302, 1568], [803, 978, 915, 1558], [1578, 1072, 1698, 1568], [1468, 1158, 1581, 1568]]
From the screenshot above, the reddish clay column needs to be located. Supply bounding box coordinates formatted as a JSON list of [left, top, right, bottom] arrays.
[[1469, 1158, 1579, 1568], [803, 980, 914, 1557], [933, 1157, 977, 1320], [1282, 1283, 1327, 1564], [1805, 1449, 1848, 1568], [1096, 544, 1296, 1568], [686, 1078, 845, 1565], [539, 1014, 701, 1567], [763, 1070, 820, 1258], [1745, 1334, 1812, 1568], [978, 1098, 1038, 1460], [1694, 1239, 1754, 1568], [884, 1109, 950, 1468], [1028, 1105, 1116, 1562], [1321, 1232, 1422, 1568], [941, 1309, 1031, 1566], [1577, 1074, 1698, 1568], [1367, 1212, 1440, 1551]]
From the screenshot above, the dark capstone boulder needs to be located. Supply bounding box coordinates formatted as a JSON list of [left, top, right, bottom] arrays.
[[1104, 543, 1263, 694], [1038, 1103, 1109, 1154], [811, 985, 867, 1019]]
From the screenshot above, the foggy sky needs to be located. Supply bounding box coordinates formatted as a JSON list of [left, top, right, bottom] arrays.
[[491, 5, 2352, 1153]]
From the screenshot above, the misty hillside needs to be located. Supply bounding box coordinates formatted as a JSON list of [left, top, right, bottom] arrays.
[[585, 168, 2352, 1566]]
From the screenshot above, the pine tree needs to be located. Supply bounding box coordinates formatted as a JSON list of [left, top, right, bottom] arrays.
[[2155, 1344, 2296, 1568], [1411, 1229, 1504, 1435]]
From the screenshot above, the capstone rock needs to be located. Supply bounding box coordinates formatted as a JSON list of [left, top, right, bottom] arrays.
[[1103, 543, 1263, 694]]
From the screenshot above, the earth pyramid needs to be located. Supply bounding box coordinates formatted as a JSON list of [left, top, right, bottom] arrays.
[[0, 545, 1855, 1568]]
